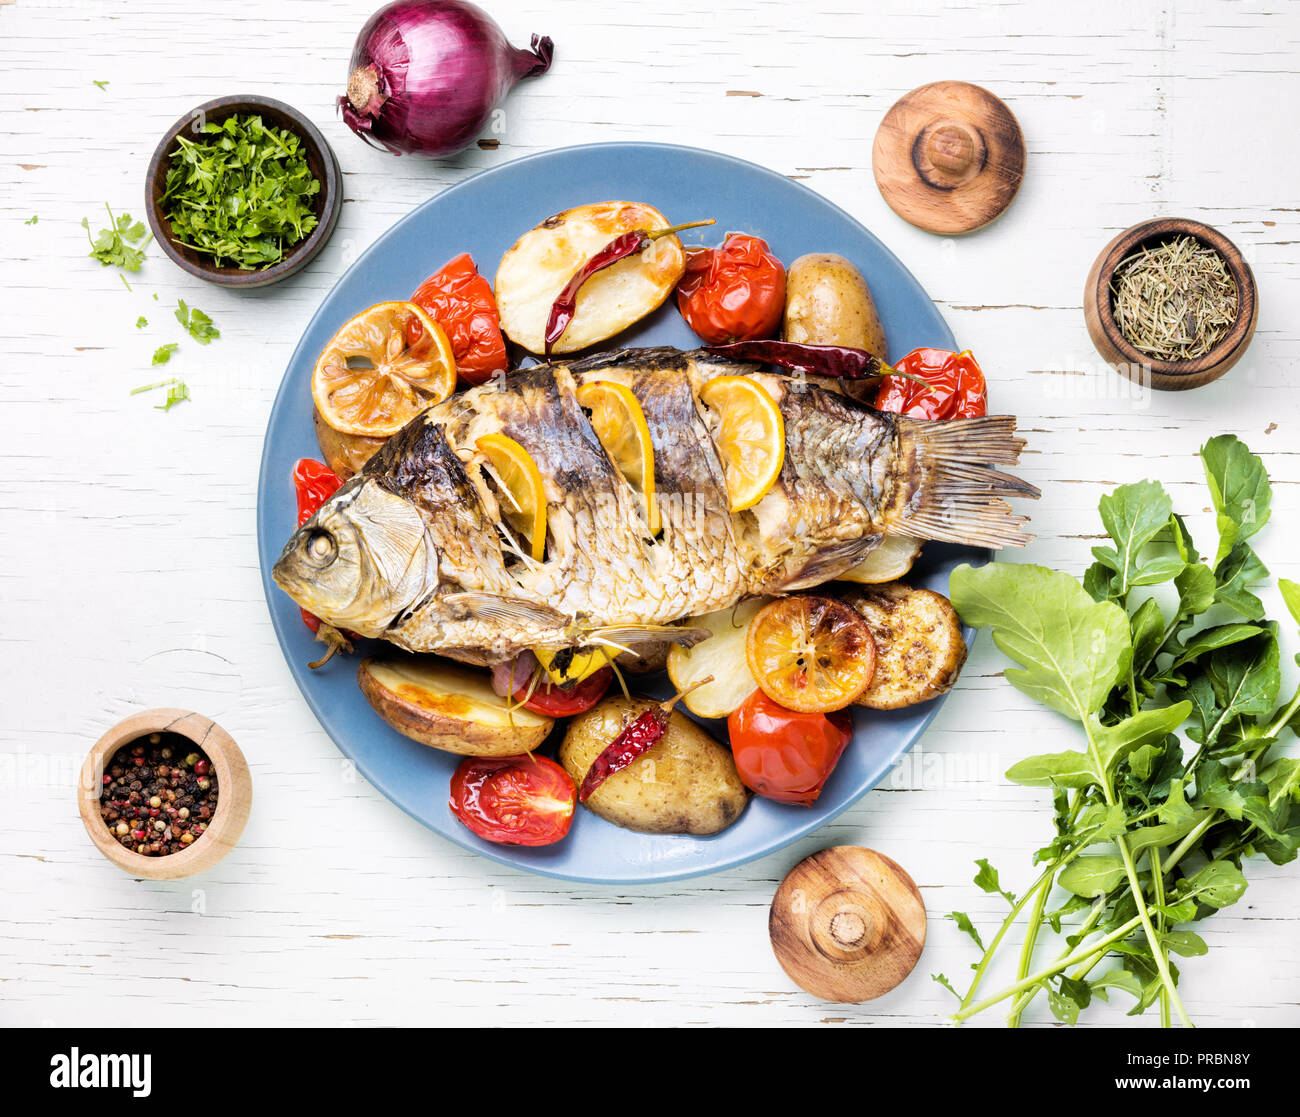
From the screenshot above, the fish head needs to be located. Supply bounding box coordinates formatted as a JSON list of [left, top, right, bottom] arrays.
[[273, 476, 434, 637]]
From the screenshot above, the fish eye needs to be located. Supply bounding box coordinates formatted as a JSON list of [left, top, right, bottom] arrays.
[[305, 529, 337, 565]]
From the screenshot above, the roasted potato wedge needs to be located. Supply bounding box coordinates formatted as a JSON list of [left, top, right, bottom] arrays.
[[841, 582, 967, 710], [559, 696, 748, 835], [314, 405, 387, 480], [783, 252, 887, 358], [666, 598, 768, 718], [495, 201, 687, 354], [838, 535, 924, 584], [359, 655, 553, 756]]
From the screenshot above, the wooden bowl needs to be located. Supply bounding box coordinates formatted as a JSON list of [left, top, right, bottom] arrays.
[[1083, 217, 1258, 391], [78, 708, 252, 879], [145, 95, 343, 289]]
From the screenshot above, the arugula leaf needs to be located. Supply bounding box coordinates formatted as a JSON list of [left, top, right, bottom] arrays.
[[1214, 542, 1269, 618], [1162, 930, 1208, 957], [1059, 855, 1127, 898], [945, 911, 984, 951], [932, 973, 961, 1001], [1202, 435, 1271, 568], [1092, 480, 1179, 595], [1279, 579, 1300, 629], [1176, 860, 1248, 910], [950, 563, 1132, 722], [972, 859, 1016, 906]]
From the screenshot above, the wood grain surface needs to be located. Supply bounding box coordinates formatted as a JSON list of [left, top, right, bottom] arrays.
[[2, 0, 1299, 1028]]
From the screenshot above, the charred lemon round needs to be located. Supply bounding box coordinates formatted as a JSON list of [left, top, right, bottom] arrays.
[[698, 375, 784, 512], [575, 379, 658, 533], [476, 433, 548, 561], [312, 301, 456, 438], [745, 595, 876, 713]]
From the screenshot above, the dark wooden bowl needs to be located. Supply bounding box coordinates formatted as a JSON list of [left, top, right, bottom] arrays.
[[1083, 217, 1257, 391], [146, 95, 343, 289], [78, 708, 253, 880]]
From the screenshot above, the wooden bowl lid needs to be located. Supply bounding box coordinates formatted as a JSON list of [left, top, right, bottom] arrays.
[[872, 81, 1025, 235], [769, 846, 927, 1002]]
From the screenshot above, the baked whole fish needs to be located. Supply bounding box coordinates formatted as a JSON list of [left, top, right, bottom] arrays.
[[274, 346, 1038, 665]]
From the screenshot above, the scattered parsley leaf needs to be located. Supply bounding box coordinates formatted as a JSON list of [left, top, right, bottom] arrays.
[[151, 343, 179, 365], [131, 378, 190, 411], [93, 80, 110, 90], [25, 215, 37, 225], [83, 203, 150, 272], [175, 299, 220, 344], [136, 316, 148, 329]]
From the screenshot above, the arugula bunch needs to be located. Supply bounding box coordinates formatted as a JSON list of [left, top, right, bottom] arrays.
[[942, 436, 1300, 1027]]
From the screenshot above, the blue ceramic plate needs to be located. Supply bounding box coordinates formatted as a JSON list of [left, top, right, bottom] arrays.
[[257, 142, 970, 884]]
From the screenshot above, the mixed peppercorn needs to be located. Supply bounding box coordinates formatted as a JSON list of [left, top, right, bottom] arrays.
[[98, 733, 219, 856]]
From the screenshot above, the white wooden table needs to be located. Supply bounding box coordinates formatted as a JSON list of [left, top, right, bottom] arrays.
[[3, 0, 1298, 1028]]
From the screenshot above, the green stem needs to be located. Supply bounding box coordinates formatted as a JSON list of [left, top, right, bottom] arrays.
[[1006, 901, 1105, 1022], [1007, 867, 1055, 1028], [952, 915, 1144, 1023], [1151, 844, 1170, 1028], [955, 863, 1058, 1012]]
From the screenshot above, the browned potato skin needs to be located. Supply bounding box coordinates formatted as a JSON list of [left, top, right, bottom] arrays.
[[783, 253, 887, 358], [315, 406, 388, 479], [359, 656, 553, 757], [615, 643, 671, 675], [842, 582, 967, 710], [559, 697, 749, 836]]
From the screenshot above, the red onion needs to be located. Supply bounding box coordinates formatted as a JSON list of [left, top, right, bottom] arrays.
[[339, 0, 554, 158], [491, 651, 539, 698]]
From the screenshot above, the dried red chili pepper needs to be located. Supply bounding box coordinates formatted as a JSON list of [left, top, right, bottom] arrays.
[[705, 339, 893, 380], [544, 218, 715, 355], [578, 682, 710, 802]]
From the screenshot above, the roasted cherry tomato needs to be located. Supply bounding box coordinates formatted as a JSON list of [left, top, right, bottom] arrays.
[[676, 233, 786, 345], [449, 754, 577, 847], [874, 347, 988, 420], [410, 253, 508, 386], [293, 459, 346, 635], [515, 666, 613, 717], [727, 690, 853, 806]]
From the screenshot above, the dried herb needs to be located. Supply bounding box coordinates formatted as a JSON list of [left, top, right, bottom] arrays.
[[160, 114, 321, 270], [1111, 235, 1238, 361]]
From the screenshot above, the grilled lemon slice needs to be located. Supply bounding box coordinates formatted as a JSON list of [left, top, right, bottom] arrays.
[[476, 433, 548, 561], [698, 375, 784, 512], [575, 379, 659, 534], [745, 595, 876, 713], [312, 301, 456, 438]]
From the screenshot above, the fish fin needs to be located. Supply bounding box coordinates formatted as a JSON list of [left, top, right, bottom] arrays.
[[440, 591, 568, 629], [579, 622, 713, 652], [891, 415, 1040, 549]]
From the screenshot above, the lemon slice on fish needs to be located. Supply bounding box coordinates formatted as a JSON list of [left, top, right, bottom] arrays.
[[698, 375, 785, 512], [312, 301, 457, 438], [476, 433, 548, 561], [575, 380, 659, 534]]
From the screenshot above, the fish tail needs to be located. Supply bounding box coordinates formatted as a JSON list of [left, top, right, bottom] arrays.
[[889, 415, 1039, 549]]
